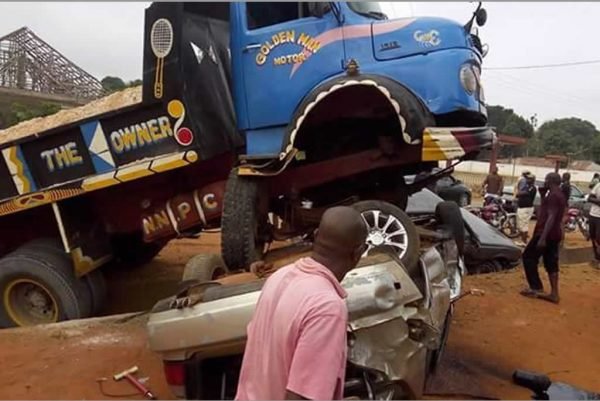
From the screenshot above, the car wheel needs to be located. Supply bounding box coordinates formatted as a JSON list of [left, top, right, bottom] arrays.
[[351, 200, 420, 272], [182, 254, 229, 283], [471, 260, 504, 275]]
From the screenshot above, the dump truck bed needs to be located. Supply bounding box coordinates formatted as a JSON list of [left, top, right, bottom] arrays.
[[0, 87, 142, 147]]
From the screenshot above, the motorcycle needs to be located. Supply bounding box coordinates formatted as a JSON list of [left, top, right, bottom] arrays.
[[468, 194, 519, 239], [565, 207, 590, 240]]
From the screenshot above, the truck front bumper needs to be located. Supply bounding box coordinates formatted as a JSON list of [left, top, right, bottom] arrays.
[[421, 126, 496, 162]]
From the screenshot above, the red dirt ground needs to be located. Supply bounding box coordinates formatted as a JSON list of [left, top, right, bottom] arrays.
[[0, 232, 599, 400]]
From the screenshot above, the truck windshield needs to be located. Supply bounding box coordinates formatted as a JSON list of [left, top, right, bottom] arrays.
[[348, 2, 388, 20]]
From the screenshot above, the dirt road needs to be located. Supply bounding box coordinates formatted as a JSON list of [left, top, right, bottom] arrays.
[[0, 233, 599, 400]]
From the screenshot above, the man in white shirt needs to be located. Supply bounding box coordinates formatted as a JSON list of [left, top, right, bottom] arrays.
[[587, 181, 600, 268]]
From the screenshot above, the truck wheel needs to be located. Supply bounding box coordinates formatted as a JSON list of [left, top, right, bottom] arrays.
[[0, 245, 92, 327], [435, 201, 465, 255], [84, 269, 107, 315], [22, 237, 106, 314], [182, 254, 229, 283], [221, 169, 269, 271], [352, 200, 420, 271]]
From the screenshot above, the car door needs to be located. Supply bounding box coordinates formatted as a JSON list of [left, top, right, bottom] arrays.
[[238, 2, 345, 129], [569, 185, 585, 208]]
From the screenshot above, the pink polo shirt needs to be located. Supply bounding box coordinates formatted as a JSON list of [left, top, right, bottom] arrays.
[[235, 257, 348, 400]]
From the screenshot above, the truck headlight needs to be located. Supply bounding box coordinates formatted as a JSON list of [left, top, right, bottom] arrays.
[[460, 65, 478, 94]]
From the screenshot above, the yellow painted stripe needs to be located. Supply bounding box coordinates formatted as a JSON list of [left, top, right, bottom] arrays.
[[421, 130, 448, 161], [422, 129, 467, 161], [7, 147, 31, 194], [115, 162, 153, 182], [150, 153, 189, 173], [82, 174, 120, 191]]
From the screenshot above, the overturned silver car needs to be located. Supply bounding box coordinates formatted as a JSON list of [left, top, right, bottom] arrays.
[[147, 201, 464, 400]]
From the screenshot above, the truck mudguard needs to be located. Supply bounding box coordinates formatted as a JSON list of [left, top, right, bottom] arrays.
[[280, 73, 433, 159]]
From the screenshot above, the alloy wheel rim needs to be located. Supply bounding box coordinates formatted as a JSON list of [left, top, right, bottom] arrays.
[[360, 210, 408, 258]]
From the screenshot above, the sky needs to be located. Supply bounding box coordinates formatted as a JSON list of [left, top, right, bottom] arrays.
[[1, 2, 599, 129]]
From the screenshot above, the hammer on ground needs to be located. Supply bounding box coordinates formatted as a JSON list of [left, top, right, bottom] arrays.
[[113, 366, 156, 400]]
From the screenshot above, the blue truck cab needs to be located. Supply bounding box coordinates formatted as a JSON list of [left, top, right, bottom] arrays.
[[140, 1, 494, 269], [230, 2, 489, 160]]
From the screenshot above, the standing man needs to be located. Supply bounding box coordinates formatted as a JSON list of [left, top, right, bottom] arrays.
[[516, 174, 537, 246], [235, 207, 368, 401], [482, 166, 504, 197], [514, 170, 532, 198], [586, 179, 600, 268], [520, 173, 566, 304]]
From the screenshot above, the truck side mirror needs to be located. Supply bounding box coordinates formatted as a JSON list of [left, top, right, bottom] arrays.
[[308, 2, 331, 18], [476, 8, 487, 26]]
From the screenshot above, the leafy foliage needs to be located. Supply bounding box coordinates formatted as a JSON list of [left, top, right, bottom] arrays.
[[0, 102, 61, 129], [487, 105, 600, 162], [101, 76, 142, 93]]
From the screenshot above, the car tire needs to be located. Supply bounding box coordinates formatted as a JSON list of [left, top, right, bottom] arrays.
[[0, 243, 93, 327], [182, 253, 229, 283], [221, 169, 269, 271], [435, 201, 465, 255], [471, 260, 503, 275], [351, 200, 420, 272]]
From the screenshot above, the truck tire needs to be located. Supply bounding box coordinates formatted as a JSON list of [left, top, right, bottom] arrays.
[[0, 244, 93, 327], [182, 253, 229, 283], [435, 201, 465, 255], [22, 237, 106, 314], [221, 169, 269, 270], [84, 269, 107, 315], [352, 200, 420, 272]]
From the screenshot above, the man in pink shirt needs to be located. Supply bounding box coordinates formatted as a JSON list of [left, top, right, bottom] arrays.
[[235, 207, 368, 400]]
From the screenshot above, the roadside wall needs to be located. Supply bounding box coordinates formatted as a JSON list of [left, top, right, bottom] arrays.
[[451, 161, 596, 192]]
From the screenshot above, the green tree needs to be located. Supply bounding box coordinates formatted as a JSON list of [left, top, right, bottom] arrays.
[[536, 118, 600, 161], [127, 79, 142, 87], [101, 76, 126, 93], [3, 102, 61, 128], [487, 105, 534, 157]]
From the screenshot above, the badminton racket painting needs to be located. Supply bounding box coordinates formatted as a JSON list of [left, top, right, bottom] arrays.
[[150, 18, 174, 99]]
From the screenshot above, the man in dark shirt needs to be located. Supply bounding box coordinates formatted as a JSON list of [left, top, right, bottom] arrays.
[[481, 166, 504, 196], [516, 174, 537, 245], [520, 172, 566, 304]]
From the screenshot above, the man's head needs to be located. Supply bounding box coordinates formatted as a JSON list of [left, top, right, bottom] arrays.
[[312, 206, 368, 281], [594, 173, 600, 179], [526, 174, 536, 184], [562, 172, 571, 183], [491, 166, 498, 175], [545, 172, 562, 189], [522, 170, 531, 178]]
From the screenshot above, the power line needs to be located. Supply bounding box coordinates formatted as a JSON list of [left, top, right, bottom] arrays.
[[484, 59, 600, 71], [485, 70, 594, 107]]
